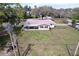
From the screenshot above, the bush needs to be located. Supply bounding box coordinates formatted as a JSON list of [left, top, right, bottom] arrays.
[[0, 35, 10, 50], [72, 19, 76, 24]]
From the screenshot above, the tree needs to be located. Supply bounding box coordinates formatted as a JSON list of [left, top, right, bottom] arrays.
[[14, 3, 24, 19], [31, 6, 54, 18], [0, 3, 17, 24], [70, 8, 79, 25], [0, 4, 22, 55], [24, 5, 32, 19]]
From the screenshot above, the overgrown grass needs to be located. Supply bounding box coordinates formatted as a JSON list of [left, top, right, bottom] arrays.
[[31, 49, 38, 56], [18, 26, 79, 56]]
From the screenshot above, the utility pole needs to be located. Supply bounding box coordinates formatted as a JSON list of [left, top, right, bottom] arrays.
[[74, 42, 79, 56]]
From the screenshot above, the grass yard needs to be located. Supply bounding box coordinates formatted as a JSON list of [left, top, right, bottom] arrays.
[[17, 26, 79, 56], [54, 18, 66, 24]]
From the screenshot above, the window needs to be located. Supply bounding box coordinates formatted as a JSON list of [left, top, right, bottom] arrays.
[[29, 26, 38, 29], [24, 26, 29, 29], [29, 26, 34, 29], [40, 25, 48, 28], [40, 26, 43, 28], [34, 26, 38, 29], [45, 25, 48, 28], [50, 24, 53, 25]]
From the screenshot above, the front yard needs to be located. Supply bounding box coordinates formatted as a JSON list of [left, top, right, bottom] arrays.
[[18, 26, 79, 56]]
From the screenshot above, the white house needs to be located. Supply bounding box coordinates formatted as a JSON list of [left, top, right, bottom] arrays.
[[23, 18, 56, 30], [43, 16, 52, 20]]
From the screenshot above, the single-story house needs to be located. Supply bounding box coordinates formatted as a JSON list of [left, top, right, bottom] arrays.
[[23, 19, 56, 30], [43, 16, 52, 20]]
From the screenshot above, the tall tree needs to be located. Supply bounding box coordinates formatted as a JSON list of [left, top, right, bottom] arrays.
[[14, 3, 24, 19], [0, 3, 17, 24], [24, 5, 32, 18]]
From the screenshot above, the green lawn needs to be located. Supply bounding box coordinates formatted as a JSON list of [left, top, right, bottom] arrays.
[[18, 26, 79, 56]]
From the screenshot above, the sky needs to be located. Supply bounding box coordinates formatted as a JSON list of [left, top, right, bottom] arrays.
[[2, 0, 79, 4], [19, 0, 79, 9], [1, 0, 79, 9], [21, 3, 79, 9]]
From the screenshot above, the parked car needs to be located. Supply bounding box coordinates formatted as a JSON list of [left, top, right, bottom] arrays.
[[75, 23, 79, 30], [65, 19, 72, 26]]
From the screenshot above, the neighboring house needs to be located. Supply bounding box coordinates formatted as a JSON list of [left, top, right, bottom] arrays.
[[23, 19, 56, 30], [43, 16, 52, 20]]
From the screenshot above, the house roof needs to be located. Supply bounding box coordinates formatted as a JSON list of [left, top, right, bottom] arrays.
[[24, 18, 55, 26]]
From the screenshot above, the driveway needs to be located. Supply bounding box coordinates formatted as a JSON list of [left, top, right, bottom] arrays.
[[56, 24, 68, 26]]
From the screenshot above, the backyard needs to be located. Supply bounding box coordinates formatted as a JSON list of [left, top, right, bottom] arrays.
[[18, 24, 79, 56]]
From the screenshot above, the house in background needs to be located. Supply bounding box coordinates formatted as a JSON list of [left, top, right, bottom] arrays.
[[43, 16, 53, 20], [23, 18, 56, 30]]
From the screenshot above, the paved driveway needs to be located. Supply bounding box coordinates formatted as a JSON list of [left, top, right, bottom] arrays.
[[56, 24, 68, 26]]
